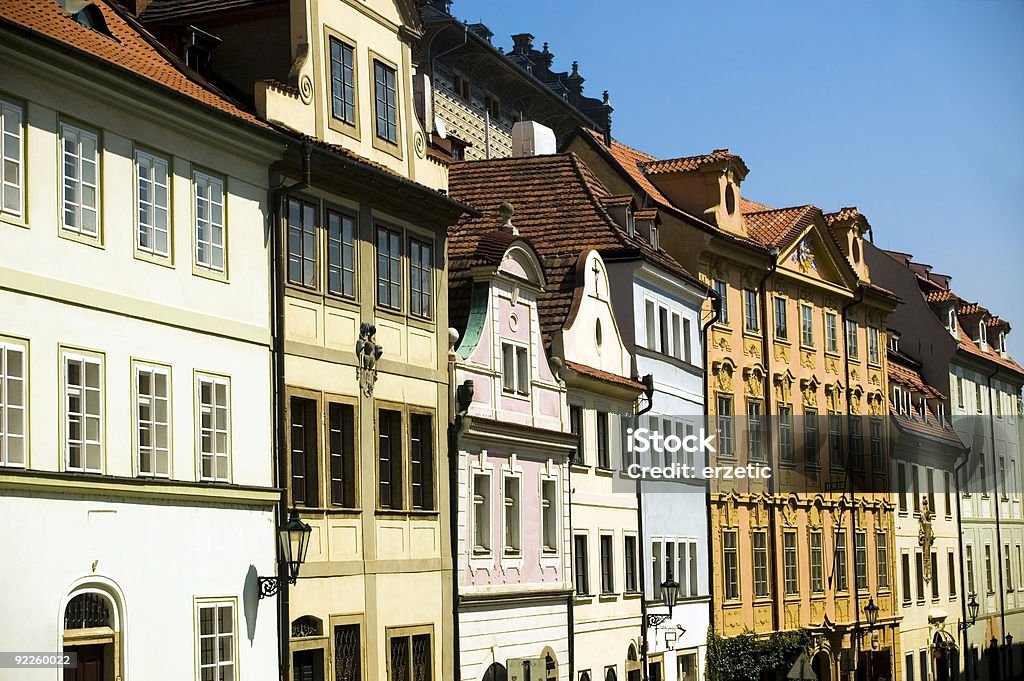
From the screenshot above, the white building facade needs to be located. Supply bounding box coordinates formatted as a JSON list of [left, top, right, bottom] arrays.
[[0, 3, 283, 679]]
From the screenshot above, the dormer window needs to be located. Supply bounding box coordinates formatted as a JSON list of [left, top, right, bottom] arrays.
[[626, 207, 635, 237], [889, 334, 899, 353], [978, 321, 988, 348], [725, 183, 737, 215], [998, 331, 1007, 355], [893, 385, 903, 414], [947, 308, 957, 336], [649, 224, 659, 250], [501, 343, 529, 396]]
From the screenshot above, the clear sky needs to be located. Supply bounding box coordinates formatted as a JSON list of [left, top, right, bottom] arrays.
[[453, 0, 1024, 357]]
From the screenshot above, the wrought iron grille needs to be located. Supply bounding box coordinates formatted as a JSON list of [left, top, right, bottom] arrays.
[[291, 616, 322, 638], [64, 593, 110, 629], [411, 634, 431, 681], [334, 624, 360, 681], [389, 637, 409, 681]]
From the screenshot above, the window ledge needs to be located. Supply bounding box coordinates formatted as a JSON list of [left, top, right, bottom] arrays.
[[570, 463, 591, 472], [594, 467, 616, 477], [623, 591, 642, 599], [0, 212, 28, 229], [193, 265, 229, 284], [598, 593, 618, 602]]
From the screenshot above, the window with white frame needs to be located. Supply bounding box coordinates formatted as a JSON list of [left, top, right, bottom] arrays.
[[835, 530, 849, 592], [825, 311, 838, 353], [645, 300, 656, 350], [473, 471, 490, 554], [135, 364, 170, 477], [541, 477, 558, 554], [287, 197, 317, 287], [846, 319, 859, 358], [810, 531, 823, 593], [773, 297, 788, 340], [688, 540, 698, 596], [197, 375, 230, 481], [63, 351, 103, 472], [713, 279, 729, 324], [783, 531, 799, 595], [0, 339, 27, 467], [984, 544, 994, 594], [624, 535, 638, 592], [966, 544, 975, 594], [376, 225, 401, 309], [60, 122, 100, 237], [753, 530, 769, 598], [1005, 544, 1014, 591], [409, 237, 433, 319], [596, 411, 610, 468], [778, 405, 793, 462], [501, 343, 529, 395], [723, 530, 739, 600], [197, 601, 235, 681], [876, 532, 889, 590], [801, 304, 814, 348], [136, 149, 170, 258], [855, 531, 868, 591], [574, 534, 590, 595], [327, 208, 357, 298], [194, 170, 225, 271], [948, 551, 957, 598], [373, 60, 398, 144], [503, 474, 521, 555], [868, 327, 881, 365], [1, 99, 24, 217], [600, 534, 615, 594]]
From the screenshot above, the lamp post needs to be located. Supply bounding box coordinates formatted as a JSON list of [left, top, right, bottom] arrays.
[[959, 593, 980, 632], [258, 509, 312, 599], [855, 598, 880, 680], [646, 573, 680, 628]]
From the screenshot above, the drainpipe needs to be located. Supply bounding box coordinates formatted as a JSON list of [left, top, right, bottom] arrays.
[[756, 248, 780, 633], [984, 365, 1007, 666], [448, 415, 463, 680], [637, 374, 655, 681], [701, 287, 721, 650], [955, 451, 972, 676], [270, 142, 312, 681], [568, 445, 575, 681], [840, 283, 865, 658]]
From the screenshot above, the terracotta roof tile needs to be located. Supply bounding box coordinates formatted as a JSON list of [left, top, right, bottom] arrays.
[[447, 153, 699, 343], [0, 0, 269, 130], [564, 361, 646, 392], [925, 290, 958, 303], [740, 197, 774, 213], [640, 149, 747, 175], [743, 205, 820, 248], [140, 0, 278, 22], [635, 208, 659, 221], [957, 302, 985, 316]]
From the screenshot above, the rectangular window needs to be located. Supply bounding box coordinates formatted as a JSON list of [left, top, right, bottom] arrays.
[[329, 37, 356, 124], [966, 545, 975, 595], [0, 339, 27, 467], [1005, 544, 1014, 591], [0, 100, 23, 216], [197, 375, 230, 481], [784, 531, 799, 595], [717, 395, 733, 457], [410, 413, 434, 511], [825, 311, 838, 353], [744, 289, 760, 332], [801, 304, 814, 347], [774, 297, 788, 340], [653, 542, 663, 601], [500, 343, 530, 395], [835, 530, 848, 592], [64, 352, 103, 473], [689, 540, 698, 596], [197, 602, 234, 681], [753, 531, 770, 598], [569, 404, 584, 465], [374, 60, 398, 143], [846, 319, 859, 358], [671, 311, 681, 358], [287, 197, 317, 287], [658, 306, 669, 354], [871, 418, 883, 472], [194, 171, 225, 271], [135, 149, 170, 257], [376, 225, 402, 309], [748, 400, 764, 461], [327, 209, 356, 298], [855, 532, 868, 590], [329, 402, 356, 508], [723, 531, 739, 600], [596, 411, 609, 468], [828, 412, 843, 467], [452, 70, 470, 100], [624, 535, 638, 592], [948, 552, 957, 598], [898, 463, 908, 512], [472, 472, 490, 553], [645, 300, 656, 350], [541, 478, 558, 553], [714, 279, 729, 324], [60, 122, 99, 237], [600, 534, 614, 594], [779, 405, 793, 462], [931, 551, 940, 599], [916, 552, 925, 602], [503, 475, 521, 554], [485, 92, 501, 121], [333, 623, 361, 681], [902, 553, 912, 604], [135, 365, 170, 477], [912, 465, 921, 513], [409, 238, 433, 319], [850, 417, 863, 470], [378, 409, 403, 509], [905, 654, 914, 681], [810, 531, 824, 593], [869, 327, 881, 365], [804, 409, 819, 465], [927, 469, 936, 514], [574, 534, 589, 595], [876, 532, 889, 590], [387, 629, 432, 681]]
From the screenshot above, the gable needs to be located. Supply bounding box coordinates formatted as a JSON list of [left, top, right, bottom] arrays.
[[777, 221, 858, 291]]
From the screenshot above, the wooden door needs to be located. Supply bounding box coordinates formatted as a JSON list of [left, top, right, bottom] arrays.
[[63, 645, 104, 681]]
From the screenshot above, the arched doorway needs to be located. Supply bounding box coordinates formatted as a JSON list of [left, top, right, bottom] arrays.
[[932, 630, 959, 681], [63, 591, 120, 681], [625, 643, 641, 681], [811, 650, 832, 681]]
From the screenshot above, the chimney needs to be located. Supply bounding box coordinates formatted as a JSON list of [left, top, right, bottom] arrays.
[[511, 33, 534, 55], [511, 121, 556, 157]]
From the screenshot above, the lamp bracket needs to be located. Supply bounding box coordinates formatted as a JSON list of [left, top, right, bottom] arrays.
[[646, 614, 670, 628], [257, 575, 297, 599]]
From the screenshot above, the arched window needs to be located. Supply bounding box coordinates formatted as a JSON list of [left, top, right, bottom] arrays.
[[64, 593, 111, 629], [579, 672, 592, 681], [63, 588, 122, 680], [606, 668, 618, 681], [290, 615, 323, 638], [482, 662, 508, 681]]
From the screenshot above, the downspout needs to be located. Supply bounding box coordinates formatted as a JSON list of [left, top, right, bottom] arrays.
[[448, 401, 463, 679], [984, 365, 1007, 660], [840, 283, 865, 656], [270, 142, 312, 681], [637, 374, 655, 681], [701, 287, 721, 657], [568, 443, 575, 681], [757, 248, 780, 633], [955, 451, 972, 675]]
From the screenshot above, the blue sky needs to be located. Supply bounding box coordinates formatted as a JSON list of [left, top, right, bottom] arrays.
[[454, 0, 1024, 357]]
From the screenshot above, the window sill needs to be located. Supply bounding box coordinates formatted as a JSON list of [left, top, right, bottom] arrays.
[[595, 467, 616, 477], [0, 212, 28, 229], [623, 591, 643, 599], [598, 593, 618, 602], [574, 593, 595, 603], [293, 507, 363, 516], [59, 228, 104, 249], [375, 508, 439, 518], [134, 249, 175, 269], [570, 463, 591, 472], [193, 265, 229, 284]]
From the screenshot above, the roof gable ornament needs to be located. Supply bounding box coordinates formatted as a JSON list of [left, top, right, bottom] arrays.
[[498, 201, 518, 235]]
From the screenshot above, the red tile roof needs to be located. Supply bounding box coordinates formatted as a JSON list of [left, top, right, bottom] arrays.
[[640, 149, 747, 176], [447, 153, 701, 343], [564, 361, 646, 392], [888, 353, 964, 446], [0, 0, 269, 129], [744, 205, 820, 248], [925, 290, 958, 303]]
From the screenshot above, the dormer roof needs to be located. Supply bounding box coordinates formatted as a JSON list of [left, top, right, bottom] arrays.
[[640, 149, 749, 178]]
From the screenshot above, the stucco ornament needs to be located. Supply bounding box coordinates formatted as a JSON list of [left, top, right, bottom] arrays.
[[713, 358, 736, 393], [774, 371, 794, 404], [743, 365, 765, 398], [919, 497, 935, 582], [801, 376, 821, 408]]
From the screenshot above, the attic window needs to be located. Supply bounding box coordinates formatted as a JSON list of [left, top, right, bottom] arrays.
[[649, 224, 659, 250], [947, 308, 957, 336], [625, 207, 635, 237], [978, 321, 987, 345], [64, 2, 115, 39], [725, 183, 736, 215]]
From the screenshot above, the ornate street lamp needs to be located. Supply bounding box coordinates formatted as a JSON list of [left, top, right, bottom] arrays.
[[258, 509, 312, 599], [646, 572, 680, 627], [864, 598, 879, 628], [959, 593, 980, 632]]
